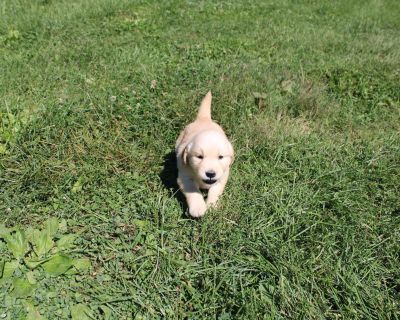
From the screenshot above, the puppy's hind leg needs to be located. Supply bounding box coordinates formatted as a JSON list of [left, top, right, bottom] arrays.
[[178, 174, 207, 218]]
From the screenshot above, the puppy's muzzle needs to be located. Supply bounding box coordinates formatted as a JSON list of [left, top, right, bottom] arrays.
[[205, 170, 216, 178], [203, 179, 217, 185], [203, 170, 217, 184]]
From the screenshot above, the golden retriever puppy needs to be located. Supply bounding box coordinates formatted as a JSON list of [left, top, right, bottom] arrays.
[[175, 92, 234, 217]]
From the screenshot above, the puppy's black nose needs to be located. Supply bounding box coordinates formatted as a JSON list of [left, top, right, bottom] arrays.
[[205, 171, 216, 178]]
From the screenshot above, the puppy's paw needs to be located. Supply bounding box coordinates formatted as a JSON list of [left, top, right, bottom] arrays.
[[188, 201, 207, 218]]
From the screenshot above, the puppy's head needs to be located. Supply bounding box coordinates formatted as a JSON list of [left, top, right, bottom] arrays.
[[183, 131, 234, 185]]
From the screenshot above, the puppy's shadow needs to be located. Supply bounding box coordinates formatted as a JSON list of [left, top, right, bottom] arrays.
[[159, 151, 188, 216]]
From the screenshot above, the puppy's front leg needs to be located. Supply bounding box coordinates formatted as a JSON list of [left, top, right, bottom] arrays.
[[178, 175, 207, 218], [206, 174, 228, 208]]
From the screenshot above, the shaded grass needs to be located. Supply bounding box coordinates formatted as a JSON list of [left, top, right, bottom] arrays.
[[1, 0, 399, 318]]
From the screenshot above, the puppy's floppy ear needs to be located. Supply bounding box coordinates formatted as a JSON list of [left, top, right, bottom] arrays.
[[182, 142, 192, 165], [227, 140, 235, 165]]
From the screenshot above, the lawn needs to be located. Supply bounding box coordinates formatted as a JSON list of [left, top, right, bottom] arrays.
[[1, 0, 399, 318]]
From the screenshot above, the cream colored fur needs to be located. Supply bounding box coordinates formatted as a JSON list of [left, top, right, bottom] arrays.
[[175, 92, 234, 218]]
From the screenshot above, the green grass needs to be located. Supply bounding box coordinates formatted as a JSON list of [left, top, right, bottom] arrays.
[[1, 0, 399, 318]]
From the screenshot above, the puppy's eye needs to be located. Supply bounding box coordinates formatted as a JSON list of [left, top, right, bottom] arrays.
[[197, 155, 204, 159], [218, 155, 224, 160]]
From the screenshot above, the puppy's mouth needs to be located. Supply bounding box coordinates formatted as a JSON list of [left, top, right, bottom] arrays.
[[202, 179, 217, 185]]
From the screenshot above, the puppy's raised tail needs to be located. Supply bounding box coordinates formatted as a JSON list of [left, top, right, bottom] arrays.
[[196, 91, 212, 121]]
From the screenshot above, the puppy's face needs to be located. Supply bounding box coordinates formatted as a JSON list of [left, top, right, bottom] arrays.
[[184, 132, 233, 185]]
